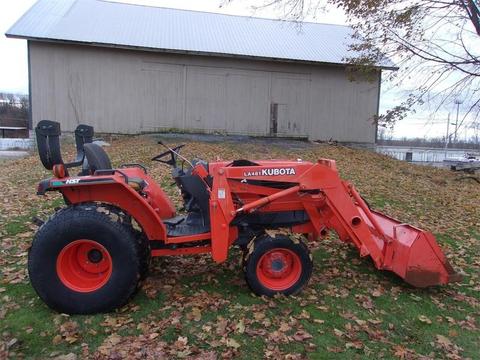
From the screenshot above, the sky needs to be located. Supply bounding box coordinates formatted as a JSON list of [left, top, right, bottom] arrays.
[[0, 0, 475, 140]]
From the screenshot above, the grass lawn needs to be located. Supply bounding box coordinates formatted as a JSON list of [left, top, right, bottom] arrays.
[[0, 135, 479, 359]]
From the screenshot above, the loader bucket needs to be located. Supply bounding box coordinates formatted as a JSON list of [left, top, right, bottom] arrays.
[[364, 209, 462, 287]]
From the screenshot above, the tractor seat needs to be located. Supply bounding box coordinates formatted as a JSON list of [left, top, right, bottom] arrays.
[[83, 143, 112, 174]]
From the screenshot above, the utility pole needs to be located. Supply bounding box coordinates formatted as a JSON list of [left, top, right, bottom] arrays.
[[445, 113, 450, 159], [476, 121, 479, 146], [472, 120, 480, 146], [453, 99, 463, 144]]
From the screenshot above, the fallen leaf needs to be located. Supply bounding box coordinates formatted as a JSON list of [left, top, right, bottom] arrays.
[[253, 312, 266, 321], [333, 328, 344, 337], [292, 330, 313, 341], [174, 336, 188, 349], [393, 345, 408, 359], [226, 338, 241, 349], [235, 320, 245, 334], [52, 335, 62, 345], [418, 315, 432, 324], [345, 341, 363, 350], [371, 287, 384, 297], [436, 334, 452, 347], [52, 353, 77, 360], [107, 334, 122, 346]]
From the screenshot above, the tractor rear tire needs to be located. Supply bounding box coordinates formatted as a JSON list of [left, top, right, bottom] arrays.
[[28, 204, 144, 314], [243, 234, 313, 297], [99, 204, 151, 280]]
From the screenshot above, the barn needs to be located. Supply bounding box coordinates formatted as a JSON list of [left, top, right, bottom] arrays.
[[6, 0, 395, 143]]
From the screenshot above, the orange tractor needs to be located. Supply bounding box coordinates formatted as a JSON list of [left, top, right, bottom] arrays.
[[29, 120, 460, 314]]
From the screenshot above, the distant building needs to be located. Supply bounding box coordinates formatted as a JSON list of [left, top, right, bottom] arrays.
[[6, 0, 395, 143]]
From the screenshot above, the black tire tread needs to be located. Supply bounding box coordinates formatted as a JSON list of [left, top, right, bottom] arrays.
[[243, 234, 313, 297], [95, 203, 151, 280], [29, 204, 143, 314]]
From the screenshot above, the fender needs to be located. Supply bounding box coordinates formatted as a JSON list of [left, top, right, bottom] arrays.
[[43, 173, 168, 241]]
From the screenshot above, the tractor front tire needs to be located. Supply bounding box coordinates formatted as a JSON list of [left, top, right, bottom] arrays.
[[243, 234, 313, 297], [28, 205, 144, 314]]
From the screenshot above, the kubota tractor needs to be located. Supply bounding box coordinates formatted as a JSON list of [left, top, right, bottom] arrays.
[[29, 120, 460, 314]]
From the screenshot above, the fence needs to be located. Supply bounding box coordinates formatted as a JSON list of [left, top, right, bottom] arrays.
[[375, 146, 478, 163], [0, 138, 34, 151], [0, 116, 29, 138]]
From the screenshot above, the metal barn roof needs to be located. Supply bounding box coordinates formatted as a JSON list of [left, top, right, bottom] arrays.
[[6, 0, 395, 69]]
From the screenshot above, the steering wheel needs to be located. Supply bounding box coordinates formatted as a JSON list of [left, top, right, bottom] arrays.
[[151, 142, 185, 166]]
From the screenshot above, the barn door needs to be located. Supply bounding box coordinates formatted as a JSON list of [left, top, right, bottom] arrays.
[[270, 74, 310, 137], [140, 63, 184, 131]]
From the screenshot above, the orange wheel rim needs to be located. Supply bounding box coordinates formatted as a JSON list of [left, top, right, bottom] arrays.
[[256, 248, 301, 291], [56, 239, 112, 292]]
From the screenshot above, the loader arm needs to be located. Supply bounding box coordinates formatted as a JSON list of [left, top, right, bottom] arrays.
[[212, 158, 460, 287], [299, 160, 460, 287]]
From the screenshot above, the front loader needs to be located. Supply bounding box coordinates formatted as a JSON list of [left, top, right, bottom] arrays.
[[29, 120, 461, 314]]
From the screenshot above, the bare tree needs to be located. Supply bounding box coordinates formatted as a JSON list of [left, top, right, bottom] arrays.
[[7, 93, 15, 105], [19, 95, 29, 119], [225, 0, 480, 130]]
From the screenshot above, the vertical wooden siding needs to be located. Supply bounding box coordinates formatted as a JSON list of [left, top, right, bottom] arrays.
[[29, 41, 379, 143]]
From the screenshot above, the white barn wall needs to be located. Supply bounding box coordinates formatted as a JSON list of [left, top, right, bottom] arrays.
[[29, 41, 379, 143]]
